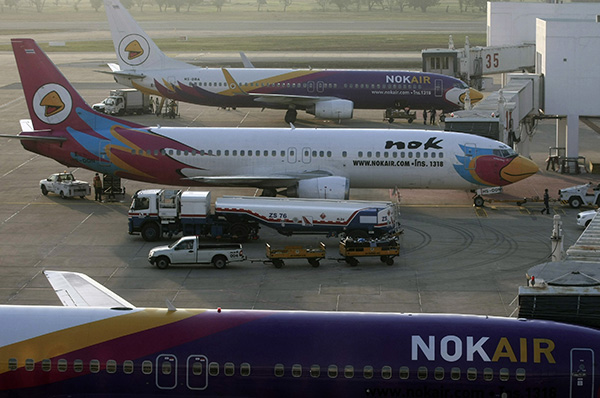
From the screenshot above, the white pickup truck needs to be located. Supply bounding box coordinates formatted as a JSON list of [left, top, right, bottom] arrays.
[[148, 236, 246, 269], [40, 172, 91, 199]]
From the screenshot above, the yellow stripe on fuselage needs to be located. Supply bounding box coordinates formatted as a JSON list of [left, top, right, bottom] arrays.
[[0, 308, 202, 374]]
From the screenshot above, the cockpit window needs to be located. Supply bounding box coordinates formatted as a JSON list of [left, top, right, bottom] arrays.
[[454, 81, 469, 89], [493, 148, 518, 158]]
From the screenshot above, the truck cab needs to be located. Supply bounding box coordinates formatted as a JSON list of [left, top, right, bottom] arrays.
[[148, 236, 246, 269]]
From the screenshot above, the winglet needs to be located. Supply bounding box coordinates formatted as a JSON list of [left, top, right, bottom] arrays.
[[44, 270, 135, 308]]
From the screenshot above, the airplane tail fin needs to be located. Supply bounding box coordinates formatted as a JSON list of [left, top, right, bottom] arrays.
[[11, 38, 96, 133], [103, 0, 190, 71]]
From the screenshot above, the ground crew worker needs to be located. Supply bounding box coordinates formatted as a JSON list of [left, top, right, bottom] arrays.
[[541, 188, 550, 214], [93, 173, 103, 202]]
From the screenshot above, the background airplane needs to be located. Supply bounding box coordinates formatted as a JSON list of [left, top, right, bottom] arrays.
[[102, 0, 483, 123], [4, 39, 536, 203], [1, 270, 599, 397]]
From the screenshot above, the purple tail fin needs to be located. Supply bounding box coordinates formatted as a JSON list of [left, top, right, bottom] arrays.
[[12, 38, 96, 132]]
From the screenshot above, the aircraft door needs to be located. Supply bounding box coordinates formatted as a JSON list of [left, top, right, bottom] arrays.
[[287, 147, 297, 163], [434, 79, 443, 97], [302, 147, 312, 164], [570, 348, 594, 397], [187, 355, 208, 390], [156, 354, 178, 390]]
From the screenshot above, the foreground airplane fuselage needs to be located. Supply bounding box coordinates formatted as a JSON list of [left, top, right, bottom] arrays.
[[10, 39, 537, 199], [1, 305, 599, 397], [103, 0, 483, 122]]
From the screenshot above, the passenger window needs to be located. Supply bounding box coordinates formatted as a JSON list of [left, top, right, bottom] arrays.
[[384, 152, 389, 158], [375, 151, 380, 158], [328, 365, 338, 378], [74, 359, 83, 373], [342, 151, 347, 157], [408, 152, 413, 158], [344, 365, 354, 378], [467, 367, 477, 381], [423, 152, 428, 158], [434, 367, 444, 380], [399, 366, 409, 379], [224, 362, 235, 376], [240, 150, 245, 156], [451, 367, 461, 380], [516, 368, 526, 381], [416, 152, 420, 158], [90, 359, 100, 373], [363, 366, 373, 379], [439, 152, 444, 159], [327, 151, 331, 157], [274, 363, 284, 377], [499, 368, 509, 381], [240, 363, 251, 377], [310, 364, 320, 378], [292, 364, 302, 377], [25, 358, 34, 371], [124, 360, 134, 374], [358, 151, 363, 158], [8, 358, 17, 371], [431, 152, 436, 158], [209, 362, 219, 376], [107, 360, 117, 374], [192, 361, 203, 376], [381, 366, 392, 379], [263, 150, 268, 157], [484, 367, 493, 381], [418, 366, 428, 380], [142, 360, 153, 374], [42, 359, 51, 372], [367, 151, 372, 158], [319, 151, 324, 157], [58, 359, 68, 372]]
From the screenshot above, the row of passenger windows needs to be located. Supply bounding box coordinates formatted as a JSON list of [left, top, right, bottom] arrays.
[[185, 80, 427, 91], [7, 358, 526, 382], [131, 148, 443, 159]]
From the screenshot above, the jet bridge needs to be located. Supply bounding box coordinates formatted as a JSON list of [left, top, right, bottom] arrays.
[[443, 73, 543, 158]]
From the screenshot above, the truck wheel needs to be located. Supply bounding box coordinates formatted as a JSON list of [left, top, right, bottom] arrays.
[[141, 223, 160, 242], [230, 223, 249, 242], [569, 196, 583, 209], [212, 255, 227, 269], [155, 256, 170, 269], [308, 258, 320, 268], [41, 185, 48, 196]]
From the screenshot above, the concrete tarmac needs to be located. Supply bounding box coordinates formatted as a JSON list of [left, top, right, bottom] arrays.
[[0, 50, 598, 317]]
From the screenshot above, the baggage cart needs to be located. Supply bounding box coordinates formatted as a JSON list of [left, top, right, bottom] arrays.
[[265, 242, 326, 268]]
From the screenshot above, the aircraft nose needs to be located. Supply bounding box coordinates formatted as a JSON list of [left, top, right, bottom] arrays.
[[501, 155, 539, 183], [468, 88, 484, 104]]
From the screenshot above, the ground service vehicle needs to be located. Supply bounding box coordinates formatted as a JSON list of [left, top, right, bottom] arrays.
[[40, 172, 91, 198], [559, 182, 600, 208], [148, 236, 245, 269], [577, 209, 598, 228], [129, 189, 400, 242], [265, 242, 326, 268], [339, 236, 400, 266], [101, 88, 151, 115]]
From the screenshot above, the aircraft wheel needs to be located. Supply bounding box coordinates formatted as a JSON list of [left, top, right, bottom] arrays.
[[408, 118, 414, 123], [473, 196, 484, 207], [155, 256, 170, 269], [388, 118, 394, 124], [212, 255, 227, 269], [41, 185, 48, 196]]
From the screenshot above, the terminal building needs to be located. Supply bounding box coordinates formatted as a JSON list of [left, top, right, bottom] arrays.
[[424, 2, 600, 173]]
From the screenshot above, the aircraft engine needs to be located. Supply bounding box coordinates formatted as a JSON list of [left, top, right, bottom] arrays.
[[284, 176, 350, 199], [307, 99, 354, 120]]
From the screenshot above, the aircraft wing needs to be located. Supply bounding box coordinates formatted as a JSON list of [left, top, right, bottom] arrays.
[[249, 93, 334, 107], [44, 270, 135, 308], [184, 171, 332, 186]]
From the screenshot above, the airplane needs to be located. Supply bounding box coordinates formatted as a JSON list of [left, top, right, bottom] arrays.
[[2, 269, 600, 397], [102, 0, 483, 123], [4, 39, 537, 205]]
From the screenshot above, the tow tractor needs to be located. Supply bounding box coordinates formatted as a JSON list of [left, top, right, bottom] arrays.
[[558, 182, 600, 209]]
